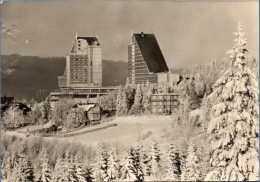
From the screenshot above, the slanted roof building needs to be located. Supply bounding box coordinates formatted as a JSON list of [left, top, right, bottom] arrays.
[[128, 32, 169, 84]]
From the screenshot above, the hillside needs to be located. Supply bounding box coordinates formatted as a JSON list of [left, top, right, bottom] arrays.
[[1, 54, 182, 101], [1, 55, 128, 101]]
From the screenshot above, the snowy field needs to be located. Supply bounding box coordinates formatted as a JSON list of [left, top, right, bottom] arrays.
[[3, 115, 173, 149], [62, 115, 173, 148]]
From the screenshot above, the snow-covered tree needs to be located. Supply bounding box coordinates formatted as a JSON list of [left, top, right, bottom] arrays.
[[129, 84, 143, 115], [121, 147, 143, 181], [99, 93, 117, 111], [52, 100, 75, 127], [195, 73, 206, 98], [150, 141, 162, 180], [176, 78, 199, 125], [116, 87, 128, 116], [52, 153, 65, 181], [142, 84, 153, 113], [58, 152, 77, 182], [164, 144, 181, 181], [74, 155, 89, 182], [12, 155, 35, 182], [38, 152, 52, 182], [107, 145, 121, 181], [41, 101, 52, 120], [93, 145, 109, 181], [66, 107, 86, 130], [201, 94, 212, 132], [181, 142, 201, 181], [205, 23, 259, 181], [1, 154, 12, 181], [140, 151, 152, 177], [85, 166, 94, 182], [134, 145, 144, 181]]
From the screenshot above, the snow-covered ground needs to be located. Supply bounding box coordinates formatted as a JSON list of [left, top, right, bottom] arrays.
[[64, 115, 173, 147], [3, 115, 173, 149]]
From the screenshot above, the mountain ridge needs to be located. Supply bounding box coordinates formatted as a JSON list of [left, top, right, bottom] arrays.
[[1, 54, 182, 101]]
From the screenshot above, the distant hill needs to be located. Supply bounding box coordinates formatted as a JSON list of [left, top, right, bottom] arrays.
[[1, 54, 182, 101]]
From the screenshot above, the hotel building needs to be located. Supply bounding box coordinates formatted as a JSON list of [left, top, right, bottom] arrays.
[[128, 32, 169, 84]]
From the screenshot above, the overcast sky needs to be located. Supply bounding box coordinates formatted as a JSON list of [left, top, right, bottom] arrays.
[[1, 1, 258, 69]]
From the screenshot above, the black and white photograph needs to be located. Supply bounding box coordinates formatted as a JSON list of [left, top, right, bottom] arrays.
[[0, 0, 259, 181]]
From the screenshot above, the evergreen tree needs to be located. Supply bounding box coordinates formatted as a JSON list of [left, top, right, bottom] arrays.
[[56, 152, 77, 182], [52, 153, 65, 181], [41, 101, 51, 120], [74, 155, 88, 182], [134, 146, 144, 181], [195, 73, 206, 98], [116, 87, 128, 116], [165, 144, 181, 181], [201, 94, 212, 132], [52, 100, 75, 127], [150, 141, 162, 180], [181, 142, 201, 181], [205, 23, 259, 181], [38, 152, 52, 182], [93, 145, 109, 181], [66, 107, 87, 130], [12, 155, 35, 182], [86, 166, 94, 182], [1, 154, 12, 181], [107, 145, 121, 181], [121, 147, 143, 182], [140, 151, 152, 177], [129, 84, 143, 115], [142, 84, 153, 113]]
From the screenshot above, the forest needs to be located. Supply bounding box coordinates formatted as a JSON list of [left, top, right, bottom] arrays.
[[1, 24, 258, 181]]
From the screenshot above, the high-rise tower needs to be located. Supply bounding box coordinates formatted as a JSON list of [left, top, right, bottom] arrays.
[[58, 34, 102, 88], [128, 32, 169, 84]]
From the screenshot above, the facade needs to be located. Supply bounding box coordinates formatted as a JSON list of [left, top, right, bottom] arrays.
[[128, 32, 169, 84], [77, 104, 101, 123], [51, 34, 118, 103], [58, 34, 102, 88], [151, 93, 179, 114], [49, 86, 118, 102], [158, 72, 179, 85]]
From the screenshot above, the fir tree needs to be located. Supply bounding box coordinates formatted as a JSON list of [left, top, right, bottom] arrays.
[[116, 87, 128, 116], [60, 152, 77, 182], [93, 145, 109, 181], [74, 155, 88, 182], [121, 147, 143, 182], [134, 146, 144, 181], [165, 144, 181, 181], [52, 153, 65, 181], [129, 84, 143, 115], [12, 155, 35, 182], [150, 141, 162, 180], [142, 84, 153, 113], [181, 142, 201, 181], [201, 94, 212, 132], [1, 154, 11, 181], [107, 145, 121, 181], [86, 166, 94, 182], [205, 23, 259, 181], [38, 152, 52, 182], [140, 151, 152, 177], [195, 73, 206, 98]]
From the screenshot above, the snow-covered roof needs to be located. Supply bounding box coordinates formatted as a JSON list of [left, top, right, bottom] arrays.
[[78, 104, 96, 111]]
